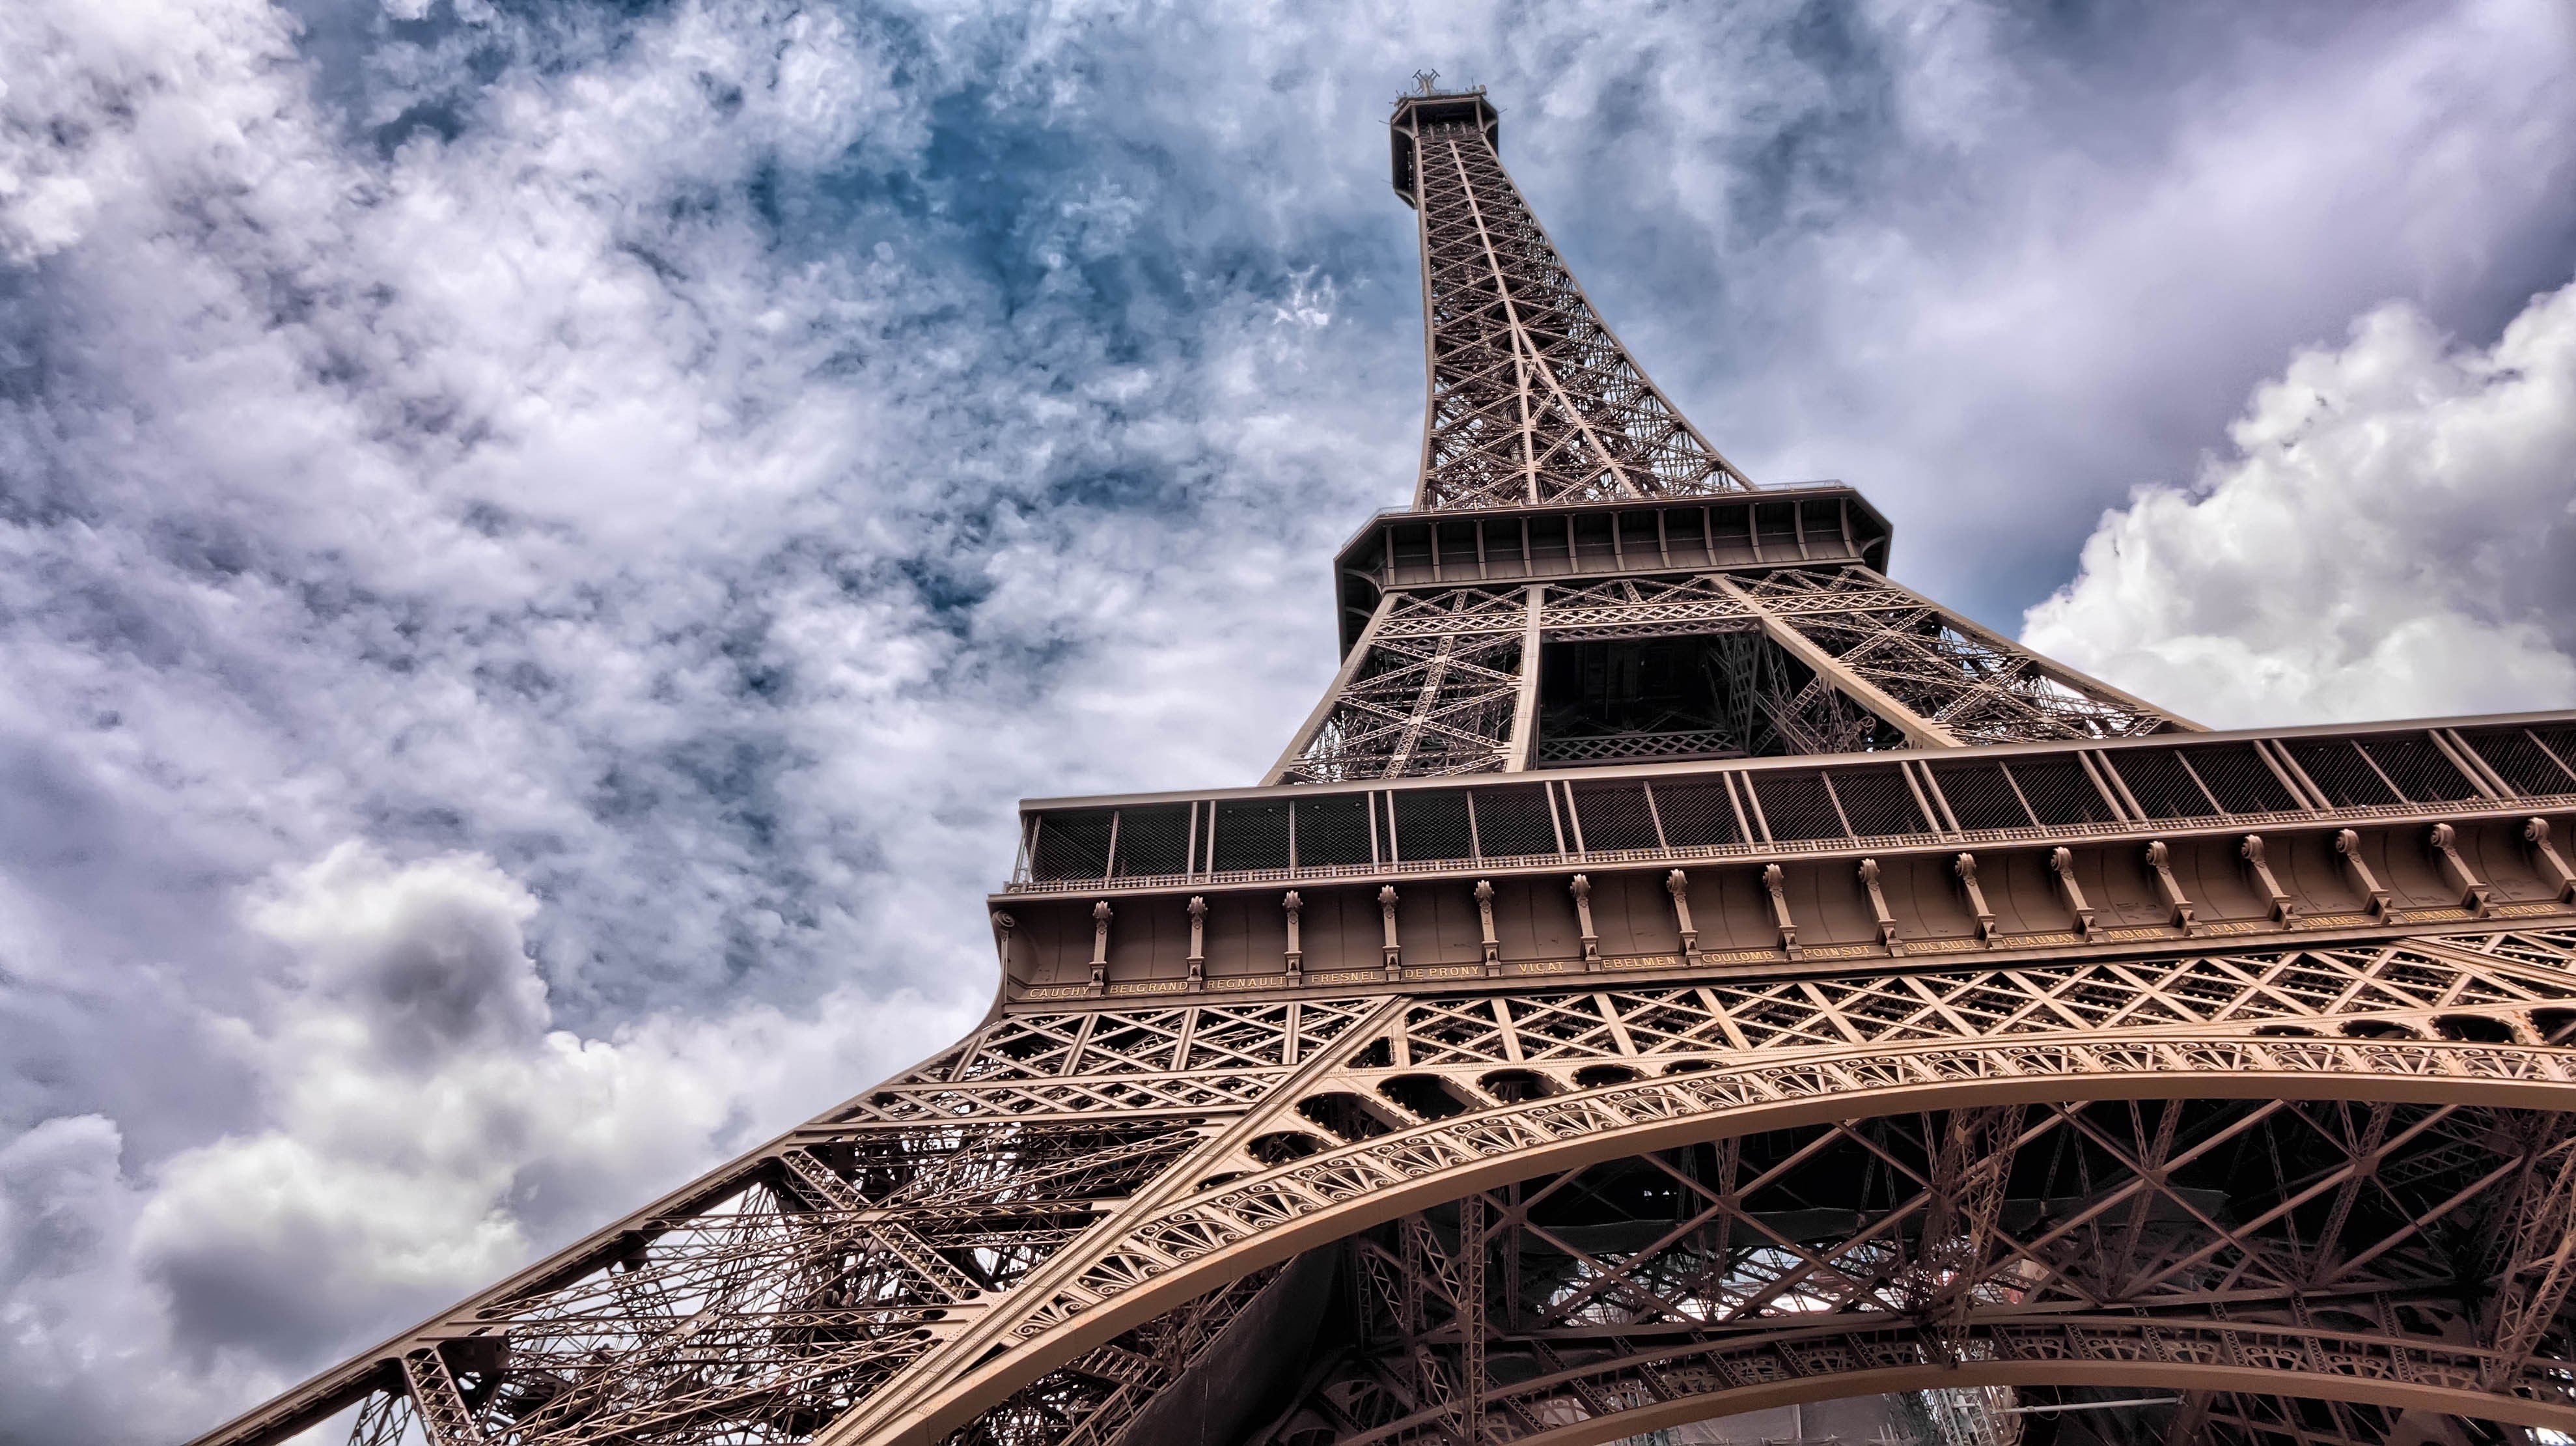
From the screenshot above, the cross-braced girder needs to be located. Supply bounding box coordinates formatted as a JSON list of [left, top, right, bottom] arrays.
[[1240, 1094, 2576, 1446], [1726, 569, 2177, 745], [193, 926, 2576, 1446], [1273, 565, 2189, 783], [1402, 112, 1750, 511]]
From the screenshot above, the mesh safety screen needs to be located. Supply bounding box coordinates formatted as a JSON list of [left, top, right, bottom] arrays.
[[1393, 790, 1475, 863], [2359, 734, 2479, 803], [1293, 794, 1374, 867], [2110, 750, 2219, 820], [1571, 783, 1661, 851], [1030, 809, 1113, 881], [1650, 779, 1743, 848], [1751, 772, 1845, 842], [1833, 767, 1927, 839], [2534, 726, 2576, 783], [1931, 762, 2033, 831], [2010, 757, 2118, 826], [1473, 786, 1560, 858], [2466, 729, 2576, 796], [1112, 804, 1193, 876], [2286, 741, 2400, 807], [2186, 744, 2300, 814], [1212, 800, 1291, 871]]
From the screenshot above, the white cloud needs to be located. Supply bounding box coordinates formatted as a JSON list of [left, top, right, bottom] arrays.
[[2025, 279, 2576, 726], [3, 844, 962, 1439]]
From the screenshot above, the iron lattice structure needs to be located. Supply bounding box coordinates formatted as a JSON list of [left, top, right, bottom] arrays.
[[190, 81, 2576, 1446]]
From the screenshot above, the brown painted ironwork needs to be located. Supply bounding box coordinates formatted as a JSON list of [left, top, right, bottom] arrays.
[[183, 79, 2576, 1446]]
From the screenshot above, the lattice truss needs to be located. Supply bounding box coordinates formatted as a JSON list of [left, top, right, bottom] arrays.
[[1731, 567, 2174, 744], [206, 928, 2576, 1433], [1406, 117, 1751, 510], [1279, 563, 2174, 783], [1243, 1098, 2576, 1446], [214, 930, 2576, 1446], [1282, 589, 1529, 785], [939, 931, 2576, 1446]]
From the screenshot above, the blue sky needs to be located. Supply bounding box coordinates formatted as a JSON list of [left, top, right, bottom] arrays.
[[1, 1, 2573, 1439]]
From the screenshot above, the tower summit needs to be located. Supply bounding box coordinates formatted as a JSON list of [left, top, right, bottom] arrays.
[[193, 86, 2576, 1446]]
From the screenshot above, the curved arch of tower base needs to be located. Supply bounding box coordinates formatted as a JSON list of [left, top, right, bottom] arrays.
[[222, 926, 2576, 1446]]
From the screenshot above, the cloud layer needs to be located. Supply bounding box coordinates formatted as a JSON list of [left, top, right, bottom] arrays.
[[0, 0, 2571, 1441], [2028, 280, 2576, 726]]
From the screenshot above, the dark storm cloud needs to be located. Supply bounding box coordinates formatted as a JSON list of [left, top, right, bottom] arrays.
[[0, 1, 2570, 1441]]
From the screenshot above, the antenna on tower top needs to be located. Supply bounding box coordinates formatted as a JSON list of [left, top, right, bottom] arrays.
[[1412, 68, 1439, 94]]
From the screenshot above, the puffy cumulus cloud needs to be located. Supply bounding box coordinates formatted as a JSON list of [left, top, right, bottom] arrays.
[[2024, 278, 2576, 727], [3, 844, 956, 1441], [0, 1115, 195, 1441], [1485, 0, 2576, 622]]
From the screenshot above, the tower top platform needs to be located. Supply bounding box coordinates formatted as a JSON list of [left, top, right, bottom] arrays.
[[1389, 84, 1498, 200]]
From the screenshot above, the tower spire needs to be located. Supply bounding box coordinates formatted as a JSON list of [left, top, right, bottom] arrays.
[[1390, 87, 1751, 510]]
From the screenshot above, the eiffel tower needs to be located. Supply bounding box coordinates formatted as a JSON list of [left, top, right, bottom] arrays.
[[193, 79, 2576, 1446]]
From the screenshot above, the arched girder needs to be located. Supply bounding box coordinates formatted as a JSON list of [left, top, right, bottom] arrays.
[[1307, 1332, 2576, 1446], [856, 1033, 2576, 1446]]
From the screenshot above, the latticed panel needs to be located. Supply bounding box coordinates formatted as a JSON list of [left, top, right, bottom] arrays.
[[1532, 729, 1739, 766], [2284, 735, 2482, 807], [1646, 777, 1743, 848], [1294, 794, 1376, 867], [2462, 725, 2576, 796], [1558, 781, 1654, 852], [1391, 788, 1476, 863], [1280, 630, 1521, 785], [1238, 1097, 2576, 1446], [1109, 804, 1193, 878], [1375, 585, 1528, 640], [1470, 784, 1560, 859], [1407, 118, 1748, 510], [1372, 936, 2576, 1066], [2183, 742, 2302, 814], [1212, 800, 1290, 872], [945, 1266, 1285, 1446], [1733, 566, 2172, 744]]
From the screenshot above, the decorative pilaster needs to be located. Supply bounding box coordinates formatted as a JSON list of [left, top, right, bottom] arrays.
[[1185, 895, 1208, 992], [1665, 869, 1698, 964], [1475, 881, 1502, 975], [1953, 853, 1997, 946], [2429, 824, 2493, 916], [1088, 900, 1113, 996], [2530, 818, 2576, 902], [1570, 875, 1600, 968], [1379, 885, 1402, 979], [1762, 863, 1800, 960]]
